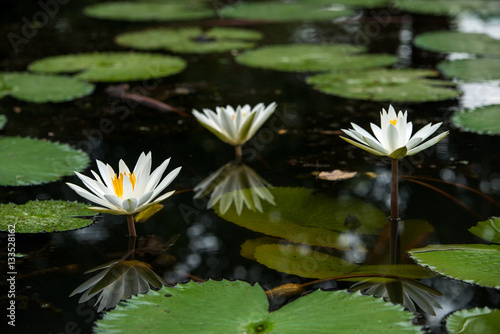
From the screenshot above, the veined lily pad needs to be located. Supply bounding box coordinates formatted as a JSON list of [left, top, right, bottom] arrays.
[[95, 280, 422, 333], [83, 2, 213, 22], [0, 115, 6, 130], [438, 58, 500, 81], [0, 72, 94, 103], [306, 68, 460, 102], [414, 31, 500, 56], [469, 217, 500, 243], [28, 52, 187, 82], [451, 105, 500, 135], [216, 187, 387, 250], [0, 200, 95, 233], [219, 2, 354, 22], [408, 244, 500, 290], [0, 136, 89, 186], [236, 44, 396, 72], [115, 27, 262, 54], [446, 307, 500, 334], [398, 0, 500, 16]]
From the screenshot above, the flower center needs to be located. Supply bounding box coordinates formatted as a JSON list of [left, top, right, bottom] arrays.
[[389, 118, 398, 126], [111, 172, 136, 198]]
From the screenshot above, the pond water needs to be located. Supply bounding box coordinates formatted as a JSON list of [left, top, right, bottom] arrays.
[[1, 1, 500, 333]]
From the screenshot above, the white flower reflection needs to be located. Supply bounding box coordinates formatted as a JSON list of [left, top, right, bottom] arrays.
[[194, 161, 275, 215], [70, 259, 165, 312]]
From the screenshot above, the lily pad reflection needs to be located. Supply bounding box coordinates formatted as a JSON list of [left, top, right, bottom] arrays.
[[469, 217, 500, 243], [446, 307, 500, 334]]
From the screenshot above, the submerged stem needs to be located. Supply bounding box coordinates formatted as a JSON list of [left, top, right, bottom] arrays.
[[390, 159, 400, 265], [126, 214, 137, 237], [235, 145, 243, 163]]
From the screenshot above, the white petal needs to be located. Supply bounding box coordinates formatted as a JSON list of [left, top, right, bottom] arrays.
[[350, 123, 380, 144], [370, 123, 384, 143], [246, 102, 277, 141], [144, 158, 171, 194], [119, 159, 130, 175], [386, 123, 400, 152], [136, 191, 154, 209], [405, 136, 424, 150], [67, 183, 118, 210], [97, 160, 115, 189], [104, 194, 125, 210], [407, 131, 448, 156], [363, 135, 389, 155], [151, 167, 181, 199], [74, 172, 107, 197], [405, 122, 413, 143], [151, 190, 175, 204], [413, 123, 442, 143], [122, 198, 138, 213]]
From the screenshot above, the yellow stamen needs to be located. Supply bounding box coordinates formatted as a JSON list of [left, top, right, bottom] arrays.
[[111, 172, 136, 198], [390, 118, 398, 126], [231, 112, 246, 121]]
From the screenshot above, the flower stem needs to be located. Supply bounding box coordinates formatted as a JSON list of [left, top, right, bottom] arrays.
[[390, 159, 400, 265], [126, 214, 137, 237], [235, 145, 243, 163]]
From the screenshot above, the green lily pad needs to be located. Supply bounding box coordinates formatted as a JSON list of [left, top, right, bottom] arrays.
[[438, 58, 500, 81], [0, 200, 95, 233], [95, 280, 422, 333], [28, 52, 187, 82], [469, 217, 500, 243], [242, 238, 435, 279], [219, 2, 354, 22], [235, 44, 396, 72], [306, 68, 460, 102], [408, 244, 500, 290], [302, 0, 390, 8], [0, 136, 89, 186], [0, 115, 6, 130], [414, 31, 500, 56], [115, 27, 262, 54], [398, 0, 500, 16], [0, 72, 94, 103], [216, 187, 388, 250], [83, 2, 213, 22], [451, 105, 500, 135], [446, 307, 500, 334]]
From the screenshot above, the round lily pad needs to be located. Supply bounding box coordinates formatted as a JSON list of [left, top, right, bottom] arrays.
[[0, 136, 89, 186], [95, 280, 421, 334], [303, 0, 390, 8], [219, 2, 354, 22], [452, 105, 500, 135], [83, 2, 213, 22], [236, 44, 396, 72], [307, 68, 460, 102], [115, 27, 262, 54], [469, 217, 500, 243], [215, 187, 388, 250], [0, 200, 95, 233], [398, 0, 500, 16], [438, 58, 500, 81], [446, 307, 500, 334], [414, 31, 500, 56], [408, 244, 500, 290], [28, 52, 187, 82], [0, 72, 94, 103]]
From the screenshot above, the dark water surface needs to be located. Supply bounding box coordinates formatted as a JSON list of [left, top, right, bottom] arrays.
[[2, 1, 500, 333]]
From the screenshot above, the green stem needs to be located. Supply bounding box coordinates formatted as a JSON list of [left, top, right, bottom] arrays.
[[126, 214, 137, 237], [235, 145, 243, 163], [390, 159, 400, 265]]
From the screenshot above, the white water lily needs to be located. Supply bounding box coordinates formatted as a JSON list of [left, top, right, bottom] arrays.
[[192, 102, 277, 147], [67, 152, 181, 215], [341, 105, 449, 159]]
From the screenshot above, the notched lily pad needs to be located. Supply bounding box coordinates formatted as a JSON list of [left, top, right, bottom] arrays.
[[29, 52, 187, 82], [83, 2, 213, 22], [0, 136, 89, 186], [307, 68, 460, 102], [469, 217, 500, 243], [95, 280, 422, 333], [116, 27, 262, 54], [408, 244, 500, 290], [451, 105, 500, 135], [446, 307, 500, 334], [219, 2, 355, 22], [236, 44, 396, 72], [414, 31, 500, 56], [438, 58, 500, 81], [0, 72, 94, 103], [0, 200, 95, 233]]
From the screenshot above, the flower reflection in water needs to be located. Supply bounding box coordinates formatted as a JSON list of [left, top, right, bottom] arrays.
[[71, 235, 178, 312], [349, 276, 442, 315], [194, 161, 275, 215]]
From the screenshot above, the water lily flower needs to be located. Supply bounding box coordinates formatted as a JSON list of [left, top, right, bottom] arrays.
[[192, 102, 277, 161], [67, 152, 181, 216], [340, 105, 448, 159]]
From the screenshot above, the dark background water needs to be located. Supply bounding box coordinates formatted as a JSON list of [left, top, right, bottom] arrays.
[[1, 1, 500, 333]]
